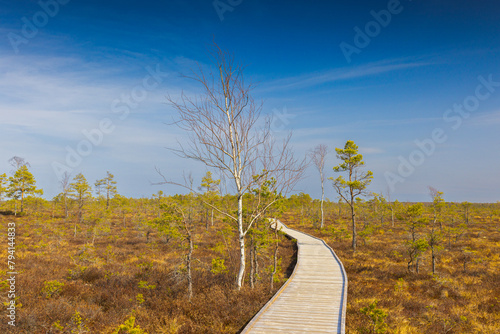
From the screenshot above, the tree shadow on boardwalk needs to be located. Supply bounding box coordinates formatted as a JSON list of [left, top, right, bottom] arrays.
[[284, 235, 298, 277]]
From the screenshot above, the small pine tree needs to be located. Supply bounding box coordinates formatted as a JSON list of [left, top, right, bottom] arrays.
[[69, 173, 92, 236], [7, 165, 43, 213], [360, 300, 388, 334], [329, 140, 373, 252], [95, 171, 117, 209]]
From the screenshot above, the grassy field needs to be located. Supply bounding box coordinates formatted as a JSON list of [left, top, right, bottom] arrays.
[[1, 198, 498, 334], [0, 202, 297, 334], [284, 203, 500, 334]]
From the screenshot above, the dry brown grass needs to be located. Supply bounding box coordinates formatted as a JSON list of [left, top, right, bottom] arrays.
[[1, 198, 497, 334], [284, 205, 500, 334], [0, 204, 296, 334]]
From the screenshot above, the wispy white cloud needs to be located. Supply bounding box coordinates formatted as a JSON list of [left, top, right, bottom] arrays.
[[0, 54, 181, 139], [289, 116, 440, 142], [0, 53, 185, 196], [468, 110, 500, 127], [258, 58, 435, 92]]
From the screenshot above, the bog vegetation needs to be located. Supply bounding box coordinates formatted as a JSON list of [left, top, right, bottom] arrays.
[[0, 162, 297, 333], [284, 193, 500, 333], [0, 156, 499, 333]]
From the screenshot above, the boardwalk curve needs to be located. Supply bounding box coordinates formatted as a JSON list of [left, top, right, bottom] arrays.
[[241, 220, 347, 334]]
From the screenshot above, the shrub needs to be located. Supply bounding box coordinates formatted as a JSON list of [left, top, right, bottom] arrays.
[[136, 293, 145, 305], [70, 310, 89, 334], [138, 280, 156, 290], [112, 314, 147, 334], [360, 300, 388, 334], [211, 257, 228, 274], [42, 280, 65, 298]]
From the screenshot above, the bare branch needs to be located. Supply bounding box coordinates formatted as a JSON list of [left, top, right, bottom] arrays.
[[163, 42, 306, 289]]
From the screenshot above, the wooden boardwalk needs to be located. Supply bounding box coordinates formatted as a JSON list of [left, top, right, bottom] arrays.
[[241, 220, 347, 334]]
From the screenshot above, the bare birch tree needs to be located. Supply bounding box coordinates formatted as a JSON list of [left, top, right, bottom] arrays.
[[60, 171, 71, 219], [8, 156, 30, 172], [165, 43, 305, 289], [385, 186, 395, 227], [309, 144, 328, 228]]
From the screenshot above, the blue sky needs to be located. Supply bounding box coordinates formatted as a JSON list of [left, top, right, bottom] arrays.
[[1, 0, 499, 202]]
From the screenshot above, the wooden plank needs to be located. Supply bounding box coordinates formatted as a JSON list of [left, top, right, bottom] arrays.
[[241, 220, 347, 334]]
